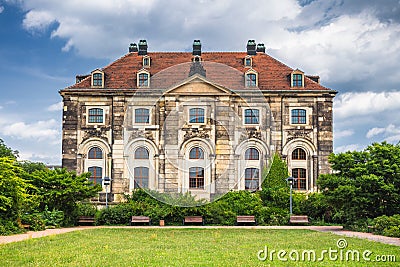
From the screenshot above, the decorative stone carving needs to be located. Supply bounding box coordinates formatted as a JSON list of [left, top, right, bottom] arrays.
[[128, 130, 154, 142], [287, 129, 312, 142]]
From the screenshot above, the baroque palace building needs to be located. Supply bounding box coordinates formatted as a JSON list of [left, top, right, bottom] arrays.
[[60, 40, 336, 203]]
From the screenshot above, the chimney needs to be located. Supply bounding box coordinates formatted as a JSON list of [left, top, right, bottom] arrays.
[[247, 40, 256, 55], [256, 43, 265, 53], [193, 40, 201, 56], [129, 43, 138, 52], [138, 40, 148, 55]]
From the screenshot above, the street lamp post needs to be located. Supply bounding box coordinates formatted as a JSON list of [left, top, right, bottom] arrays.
[[103, 177, 111, 208], [285, 176, 297, 215]]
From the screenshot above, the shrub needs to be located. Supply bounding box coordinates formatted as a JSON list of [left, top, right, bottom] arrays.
[[41, 206, 64, 228], [372, 214, 400, 237], [0, 219, 22, 235], [97, 203, 136, 225], [20, 213, 46, 231]]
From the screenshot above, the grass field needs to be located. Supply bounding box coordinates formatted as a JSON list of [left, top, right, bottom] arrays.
[[0, 228, 398, 266]]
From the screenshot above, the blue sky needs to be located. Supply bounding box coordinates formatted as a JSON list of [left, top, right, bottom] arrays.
[[0, 0, 400, 165]]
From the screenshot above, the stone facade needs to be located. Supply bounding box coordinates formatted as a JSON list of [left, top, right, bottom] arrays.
[[60, 40, 336, 203]]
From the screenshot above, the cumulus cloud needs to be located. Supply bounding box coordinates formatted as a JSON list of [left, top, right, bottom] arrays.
[[366, 124, 400, 143], [22, 10, 56, 32], [334, 144, 360, 153], [0, 119, 60, 142], [0, 6, 4, 13], [335, 129, 354, 139], [334, 91, 400, 119], [47, 102, 63, 111]]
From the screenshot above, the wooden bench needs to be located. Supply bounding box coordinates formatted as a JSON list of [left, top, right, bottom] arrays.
[[289, 215, 309, 224], [236, 215, 257, 225], [130, 216, 151, 226], [367, 225, 375, 233], [21, 224, 31, 230], [183, 216, 204, 226], [78, 216, 95, 225]]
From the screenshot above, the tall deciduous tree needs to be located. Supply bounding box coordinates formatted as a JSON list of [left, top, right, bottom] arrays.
[[0, 138, 18, 159]]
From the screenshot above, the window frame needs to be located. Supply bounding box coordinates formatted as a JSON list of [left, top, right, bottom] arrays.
[[88, 166, 103, 186], [292, 148, 306, 160], [244, 168, 259, 190], [135, 147, 149, 159], [245, 148, 260, 160], [244, 56, 252, 67], [88, 147, 103, 159], [189, 147, 204, 159], [87, 108, 104, 124], [243, 108, 260, 125], [245, 73, 257, 87], [134, 167, 149, 189], [134, 108, 150, 124], [291, 70, 304, 88], [189, 107, 205, 124], [292, 168, 307, 190], [142, 55, 151, 67], [291, 108, 307, 125], [137, 70, 150, 88], [189, 167, 205, 189], [91, 70, 104, 88]]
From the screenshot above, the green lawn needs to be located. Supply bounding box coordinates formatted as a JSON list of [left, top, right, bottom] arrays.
[[0, 228, 398, 266]]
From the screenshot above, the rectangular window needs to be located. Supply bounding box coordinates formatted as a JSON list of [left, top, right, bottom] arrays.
[[292, 74, 303, 87], [244, 109, 259, 124], [92, 73, 103, 87], [135, 108, 150, 124], [291, 109, 306, 124], [189, 108, 205, 123], [189, 167, 204, 189], [88, 108, 104, 123], [245, 168, 259, 190], [88, 166, 102, 185], [245, 58, 251, 67], [292, 168, 306, 190], [134, 167, 149, 188], [246, 73, 257, 87], [138, 73, 149, 87]]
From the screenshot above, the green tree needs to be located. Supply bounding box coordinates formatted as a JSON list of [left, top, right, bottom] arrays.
[[0, 138, 18, 159], [317, 142, 400, 224], [24, 168, 102, 225], [0, 157, 33, 223], [260, 153, 289, 209]]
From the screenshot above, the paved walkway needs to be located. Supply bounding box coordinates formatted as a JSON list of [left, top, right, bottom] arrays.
[[1, 226, 399, 246]]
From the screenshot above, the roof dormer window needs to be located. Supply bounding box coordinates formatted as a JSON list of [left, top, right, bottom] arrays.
[[143, 55, 150, 67], [137, 70, 150, 88], [91, 70, 104, 88], [291, 70, 304, 88], [245, 69, 258, 88], [244, 56, 252, 67]]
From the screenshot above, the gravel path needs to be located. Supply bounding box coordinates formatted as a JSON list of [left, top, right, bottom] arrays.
[[0, 226, 399, 246]]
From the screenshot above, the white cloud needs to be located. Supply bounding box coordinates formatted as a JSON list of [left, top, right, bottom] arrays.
[[47, 102, 63, 111], [366, 124, 400, 143], [0, 6, 4, 13], [334, 91, 400, 119], [334, 144, 360, 153], [0, 119, 60, 142], [23, 10, 56, 32], [335, 129, 354, 139]]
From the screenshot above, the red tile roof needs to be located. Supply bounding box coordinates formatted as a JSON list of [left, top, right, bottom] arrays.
[[66, 52, 331, 91]]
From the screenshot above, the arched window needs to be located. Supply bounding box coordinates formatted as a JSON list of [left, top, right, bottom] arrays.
[[189, 167, 204, 189], [189, 147, 204, 159], [88, 166, 102, 185], [291, 109, 306, 124], [135, 147, 149, 159], [292, 148, 306, 160], [88, 147, 103, 159], [245, 168, 259, 190], [134, 167, 149, 188], [292, 168, 306, 190], [189, 108, 205, 123], [245, 148, 259, 160], [88, 108, 104, 123]]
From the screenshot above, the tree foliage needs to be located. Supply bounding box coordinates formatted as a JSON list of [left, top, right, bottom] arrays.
[[316, 142, 400, 225], [0, 138, 18, 159]]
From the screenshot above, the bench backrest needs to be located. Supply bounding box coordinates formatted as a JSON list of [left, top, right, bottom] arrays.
[[237, 215, 256, 222], [131, 216, 150, 222], [290, 215, 309, 222], [184, 216, 203, 222]]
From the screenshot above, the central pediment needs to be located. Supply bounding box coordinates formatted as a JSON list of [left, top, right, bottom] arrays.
[[164, 74, 233, 96]]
